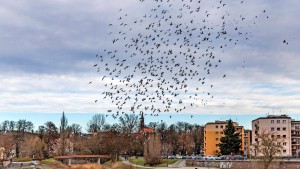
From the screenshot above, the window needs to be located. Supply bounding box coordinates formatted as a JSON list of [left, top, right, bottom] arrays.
[[283, 142, 287, 146], [271, 127, 274, 131], [283, 127, 286, 131], [216, 131, 219, 134], [277, 120, 280, 124], [255, 138, 258, 142], [283, 120, 286, 124], [271, 120, 274, 124], [216, 138, 219, 141], [277, 135, 280, 138], [283, 150, 286, 154], [277, 127, 280, 131], [216, 125, 219, 128], [283, 135, 286, 138], [271, 135, 274, 138], [216, 144, 219, 147], [220, 132, 223, 134], [277, 150, 281, 153], [221, 125, 223, 128], [277, 142, 281, 146]]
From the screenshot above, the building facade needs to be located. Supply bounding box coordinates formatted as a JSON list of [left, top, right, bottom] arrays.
[[291, 121, 300, 156], [244, 129, 252, 156], [251, 115, 292, 156], [204, 120, 245, 155]]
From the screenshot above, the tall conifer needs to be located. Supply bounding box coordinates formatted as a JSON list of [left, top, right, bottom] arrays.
[[218, 119, 241, 155]]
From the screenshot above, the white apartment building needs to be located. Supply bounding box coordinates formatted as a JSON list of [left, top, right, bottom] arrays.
[[252, 115, 292, 156]]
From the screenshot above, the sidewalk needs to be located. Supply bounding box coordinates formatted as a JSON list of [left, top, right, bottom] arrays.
[[122, 159, 218, 169]]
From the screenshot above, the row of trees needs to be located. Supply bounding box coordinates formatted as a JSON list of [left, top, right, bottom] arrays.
[[0, 113, 204, 160]]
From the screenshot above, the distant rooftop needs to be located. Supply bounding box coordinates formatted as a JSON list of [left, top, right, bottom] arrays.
[[205, 120, 239, 126], [252, 114, 292, 122]]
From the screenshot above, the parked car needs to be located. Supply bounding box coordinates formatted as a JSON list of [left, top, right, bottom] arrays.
[[183, 155, 193, 159], [176, 155, 183, 159], [168, 155, 176, 159], [231, 155, 246, 160], [216, 155, 229, 160], [193, 155, 205, 160], [205, 155, 216, 160]]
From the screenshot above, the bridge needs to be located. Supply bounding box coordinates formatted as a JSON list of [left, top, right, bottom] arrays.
[[54, 155, 111, 166]]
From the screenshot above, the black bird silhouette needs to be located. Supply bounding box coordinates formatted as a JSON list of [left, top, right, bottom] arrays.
[[91, 0, 268, 117]]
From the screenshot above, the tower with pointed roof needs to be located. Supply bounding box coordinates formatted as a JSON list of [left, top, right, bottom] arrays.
[[140, 112, 145, 131]]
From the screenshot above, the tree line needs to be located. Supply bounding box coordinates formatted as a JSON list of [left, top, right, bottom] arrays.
[[0, 113, 204, 160]]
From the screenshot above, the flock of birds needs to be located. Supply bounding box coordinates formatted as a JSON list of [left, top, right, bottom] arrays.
[[90, 0, 271, 119]]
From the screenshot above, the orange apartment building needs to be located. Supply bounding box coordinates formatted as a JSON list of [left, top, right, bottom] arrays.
[[204, 120, 245, 155], [244, 129, 252, 156]]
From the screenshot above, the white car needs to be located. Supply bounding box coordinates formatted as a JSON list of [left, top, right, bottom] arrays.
[[176, 155, 183, 159], [205, 155, 216, 160]]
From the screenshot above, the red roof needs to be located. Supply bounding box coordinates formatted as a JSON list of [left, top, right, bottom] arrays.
[[141, 127, 154, 133]]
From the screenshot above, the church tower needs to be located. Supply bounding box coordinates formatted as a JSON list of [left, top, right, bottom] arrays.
[[140, 112, 145, 130]]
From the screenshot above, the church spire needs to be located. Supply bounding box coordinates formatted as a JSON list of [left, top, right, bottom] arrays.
[[140, 112, 144, 130]]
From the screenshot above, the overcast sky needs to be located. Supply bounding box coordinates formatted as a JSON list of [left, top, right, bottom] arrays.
[[0, 0, 299, 129]]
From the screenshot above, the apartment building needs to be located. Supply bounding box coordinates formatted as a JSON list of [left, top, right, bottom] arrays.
[[291, 121, 300, 156], [204, 120, 245, 155], [251, 115, 292, 156], [244, 129, 252, 156]]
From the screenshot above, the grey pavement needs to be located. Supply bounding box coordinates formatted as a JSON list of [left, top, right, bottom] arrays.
[[122, 159, 218, 169]]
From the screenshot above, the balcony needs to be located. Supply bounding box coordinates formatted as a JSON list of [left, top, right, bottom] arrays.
[[292, 142, 300, 145]]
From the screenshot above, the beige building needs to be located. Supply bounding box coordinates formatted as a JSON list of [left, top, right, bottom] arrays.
[[252, 115, 292, 156], [204, 120, 245, 155]]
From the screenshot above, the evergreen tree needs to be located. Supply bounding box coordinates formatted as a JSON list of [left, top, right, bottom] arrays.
[[218, 119, 241, 155], [60, 111, 68, 155]]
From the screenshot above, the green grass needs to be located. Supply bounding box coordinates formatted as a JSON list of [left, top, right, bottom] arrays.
[[40, 158, 67, 168], [129, 157, 178, 167], [129, 157, 145, 166], [41, 158, 56, 162], [40, 158, 64, 165]]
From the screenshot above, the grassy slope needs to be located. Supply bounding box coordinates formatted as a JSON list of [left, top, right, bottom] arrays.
[[129, 157, 178, 167]]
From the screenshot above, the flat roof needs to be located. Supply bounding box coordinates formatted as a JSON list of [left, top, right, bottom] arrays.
[[205, 120, 238, 126], [252, 115, 291, 122]]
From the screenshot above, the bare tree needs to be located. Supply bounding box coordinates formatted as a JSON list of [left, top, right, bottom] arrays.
[[253, 130, 283, 169], [144, 133, 161, 166], [119, 114, 138, 134], [21, 135, 46, 159], [0, 133, 14, 160], [87, 114, 106, 133], [37, 121, 59, 157], [0, 120, 9, 134]]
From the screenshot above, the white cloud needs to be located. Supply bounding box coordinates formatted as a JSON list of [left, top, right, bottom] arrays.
[[0, 0, 299, 117]]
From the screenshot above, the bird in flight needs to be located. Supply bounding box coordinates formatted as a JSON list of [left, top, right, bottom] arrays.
[[91, 0, 270, 117]]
